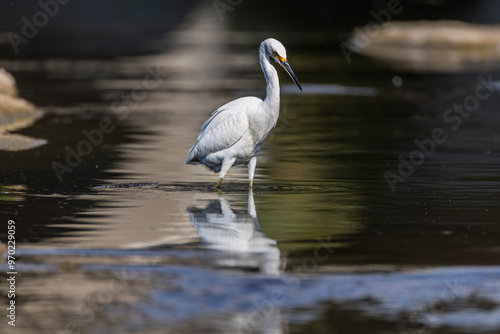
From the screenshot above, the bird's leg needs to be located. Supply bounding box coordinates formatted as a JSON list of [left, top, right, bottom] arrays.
[[216, 157, 236, 188], [248, 156, 257, 189]]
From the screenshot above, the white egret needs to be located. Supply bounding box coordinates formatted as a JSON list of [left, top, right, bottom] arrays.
[[186, 38, 302, 188]]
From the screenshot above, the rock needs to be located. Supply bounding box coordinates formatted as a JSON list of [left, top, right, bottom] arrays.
[[0, 68, 17, 97], [0, 241, 5, 258], [349, 20, 500, 72], [0, 68, 47, 151]]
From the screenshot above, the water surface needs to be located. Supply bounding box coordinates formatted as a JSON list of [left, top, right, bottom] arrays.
[[1, 3, 500, 334]]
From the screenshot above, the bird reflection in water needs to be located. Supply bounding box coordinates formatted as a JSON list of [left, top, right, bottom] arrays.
[[187, 192, 281, 275]]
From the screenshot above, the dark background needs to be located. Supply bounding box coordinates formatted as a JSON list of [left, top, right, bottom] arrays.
[[1, 0, 499, 58]]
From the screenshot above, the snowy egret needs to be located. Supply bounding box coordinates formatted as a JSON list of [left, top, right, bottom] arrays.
[[186, 38, 302, 188]]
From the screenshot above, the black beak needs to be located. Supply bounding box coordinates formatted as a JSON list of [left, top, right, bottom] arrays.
[[281, 60, 302, 91]]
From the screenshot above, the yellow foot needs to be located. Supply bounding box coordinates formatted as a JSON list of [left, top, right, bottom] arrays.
[[215, 178, 223, 188], [249, 179, 254, 189]]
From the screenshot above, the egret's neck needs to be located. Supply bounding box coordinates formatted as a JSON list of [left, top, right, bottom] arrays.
[[259, 47, 280, 110]]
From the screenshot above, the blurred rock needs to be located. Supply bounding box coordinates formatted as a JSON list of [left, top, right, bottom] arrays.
[[0, 68, 17, 96], [0, 240, 5, 257], [349, 20, 500, 72], [0, 68, 46, 151]]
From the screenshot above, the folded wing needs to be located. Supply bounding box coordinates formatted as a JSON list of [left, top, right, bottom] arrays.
[[186, 97, 261, 164]]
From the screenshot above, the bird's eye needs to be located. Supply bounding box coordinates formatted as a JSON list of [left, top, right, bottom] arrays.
[[273, 51, 278, 57]]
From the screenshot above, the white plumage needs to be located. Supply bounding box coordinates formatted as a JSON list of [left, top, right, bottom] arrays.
[[187, 192, 281, 274], [187, 38, 302, 188]]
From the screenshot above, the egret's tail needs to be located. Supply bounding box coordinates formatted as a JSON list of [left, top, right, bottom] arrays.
[[186, 146, 201, 165], [186, 156, 201, 165]]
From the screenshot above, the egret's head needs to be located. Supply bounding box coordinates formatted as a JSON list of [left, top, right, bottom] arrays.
[[263, 38, 302, 91]]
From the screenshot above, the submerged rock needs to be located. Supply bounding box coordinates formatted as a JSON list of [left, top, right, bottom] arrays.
[[0, 68, 17, 96], [0, 68, 47, 151], [348, 20, 500, 72]]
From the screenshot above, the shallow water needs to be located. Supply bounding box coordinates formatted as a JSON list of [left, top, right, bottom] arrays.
[[1, 3, 500, 334]]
